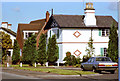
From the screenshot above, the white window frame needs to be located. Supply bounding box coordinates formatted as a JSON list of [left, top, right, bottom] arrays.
[[23, 30, 38, 39], [102, 29, 109, 37]]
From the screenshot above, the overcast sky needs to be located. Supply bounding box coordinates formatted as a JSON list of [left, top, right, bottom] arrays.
[[2, 2, 118, 32]]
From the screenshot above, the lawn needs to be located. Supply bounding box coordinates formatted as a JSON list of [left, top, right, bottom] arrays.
[[10, 64, 97, 75]]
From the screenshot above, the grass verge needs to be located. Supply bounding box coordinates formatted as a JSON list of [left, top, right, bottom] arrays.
[[10, 65, 97, 75]]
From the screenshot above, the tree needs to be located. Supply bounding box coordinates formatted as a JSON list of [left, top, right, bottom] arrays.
[[84, 30, 95, 62], [1, 32, 12, 63], [22, 35, 37, 66], [108, 22, 118, 62], [37, 34, 47, 66], [12, 39, 20, 64], [47, 34, 59, 63]]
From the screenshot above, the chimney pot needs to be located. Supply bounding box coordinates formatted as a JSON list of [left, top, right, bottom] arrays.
[[8, 24, 12, 29], [46, 11, 50, 22]]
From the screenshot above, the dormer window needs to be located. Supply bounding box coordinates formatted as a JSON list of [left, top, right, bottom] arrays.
[[23, 30, 38, 39]]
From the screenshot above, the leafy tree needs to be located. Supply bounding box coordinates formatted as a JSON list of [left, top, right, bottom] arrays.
[[37, 34, 47, 66], [12, 39, 20, 64], [47, 34, 59, 63], [108, 22, 118, 62], [1, 32, 12, 63], [84, 30, 95, 62], [22, 35, 37, 66]]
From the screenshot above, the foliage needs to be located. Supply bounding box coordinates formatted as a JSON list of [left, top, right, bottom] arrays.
[[108, 22, 118, 62], [76, 56, 81, 64], [22, 35, 37, 66], [84, 30, 95, 62], [37, 34, 47, 66], [66, 51, 71, 57], [1, 32, 12, 63], [82, 55, 91, 62], [47, 34, 59, 63], [12, 39, 20, 64], [64, 55, 78, 66]]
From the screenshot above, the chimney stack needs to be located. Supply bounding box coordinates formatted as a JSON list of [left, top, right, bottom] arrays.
[[1, 22, 8, 29], [8, 24, 12, 29], [46, 11, 50, 22], [84, 2, 96, 26]]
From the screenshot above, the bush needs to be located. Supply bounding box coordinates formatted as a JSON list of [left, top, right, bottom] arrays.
[[82, 55, 91, 62], [63, 52, 81, 66], [66, 51, 71, 57], [63, 55, 76, 66], [75, 64, 81, 67]]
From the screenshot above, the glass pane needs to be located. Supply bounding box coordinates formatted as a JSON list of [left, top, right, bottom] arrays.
[[102, 29, 105, 36]]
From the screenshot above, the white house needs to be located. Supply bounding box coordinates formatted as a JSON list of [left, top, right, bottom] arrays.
[[43, 3, 118, 63], [0, 22, 16, 57]]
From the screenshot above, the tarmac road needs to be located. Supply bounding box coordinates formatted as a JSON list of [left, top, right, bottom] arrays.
[[1, 68, 118, 81]]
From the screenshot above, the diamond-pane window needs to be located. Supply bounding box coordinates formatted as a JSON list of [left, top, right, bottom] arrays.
[[73, 31, 81, 38], [74, 49, 81, 56]]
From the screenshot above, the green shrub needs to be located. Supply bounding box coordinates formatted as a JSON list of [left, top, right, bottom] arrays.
[[82, 55, 91, 62], [63, 52, 81, 66]]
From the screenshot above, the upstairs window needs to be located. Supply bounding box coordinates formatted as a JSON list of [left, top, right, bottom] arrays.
[[28, 32, 33, 37], [57, 29, 59, 39], [99, 29, 109, 36]]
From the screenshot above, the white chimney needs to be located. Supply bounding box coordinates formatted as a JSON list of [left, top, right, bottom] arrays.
[[1, 22, 8, 28], [84, 3, 96, 26], [8, 24, 12, 29]]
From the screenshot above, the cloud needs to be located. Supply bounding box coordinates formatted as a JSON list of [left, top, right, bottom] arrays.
[[13, 7, 20, 12], [108, 2, 117, 11]]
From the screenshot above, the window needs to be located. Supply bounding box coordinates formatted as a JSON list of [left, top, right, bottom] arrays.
[[50, 30, 51, 37], [106, 29, 109, 36], [28, 32, 33, 37], [57, 29, 59, 39], [104, 48, 107, 57], [101, 29, 109, 36], [102, 29, 105, 36], [24, 32, 33, 39], [96, 57, 111, 61], [100, 48, 107, 56], [25, 32, 28, 38]]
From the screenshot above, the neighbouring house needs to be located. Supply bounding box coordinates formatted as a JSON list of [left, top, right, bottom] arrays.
[[16, 11, 50, 56], [42, 2, 118, 63], [0, 22, 16, 57]]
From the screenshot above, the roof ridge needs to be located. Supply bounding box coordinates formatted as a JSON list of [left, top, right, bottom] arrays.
[[53, 14, 84, 16], [30, 18, 45, 22], [0, 27, 16, 37]]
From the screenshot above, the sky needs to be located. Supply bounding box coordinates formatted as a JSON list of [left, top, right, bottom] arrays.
[[2, 2, 118, 32]]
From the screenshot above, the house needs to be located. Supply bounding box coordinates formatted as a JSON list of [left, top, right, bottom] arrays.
[[0, 22, 16, 57], [41, 2, 118, 63], [16, 2, 118, 64], [16, 11, 50, 56]]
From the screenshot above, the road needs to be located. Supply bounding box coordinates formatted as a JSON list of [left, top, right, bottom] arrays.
[[1, 68, 118, 81]]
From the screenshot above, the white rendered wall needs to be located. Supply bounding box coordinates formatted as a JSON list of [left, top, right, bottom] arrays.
[[47, 28, 109, 63], [59, 28, 109, 63], [84, 10, 96, 26]]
